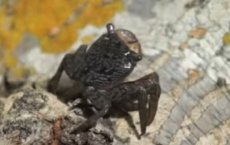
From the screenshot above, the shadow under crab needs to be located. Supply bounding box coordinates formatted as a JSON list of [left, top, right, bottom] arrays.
[[47, 23, 161, 140]]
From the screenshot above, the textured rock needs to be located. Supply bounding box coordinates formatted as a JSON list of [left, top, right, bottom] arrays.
[[0, 87, 121, 145]]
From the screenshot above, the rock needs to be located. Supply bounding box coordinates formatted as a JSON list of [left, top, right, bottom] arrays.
[[0, 87, 121, 145]]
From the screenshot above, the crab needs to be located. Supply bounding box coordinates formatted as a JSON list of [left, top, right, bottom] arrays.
[[47, 23, 161, 139]]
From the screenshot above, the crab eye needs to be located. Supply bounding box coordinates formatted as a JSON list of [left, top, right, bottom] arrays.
[[106, 23, 115, 34], [116, 29, 137, 43], [116, 29, 141, 56]]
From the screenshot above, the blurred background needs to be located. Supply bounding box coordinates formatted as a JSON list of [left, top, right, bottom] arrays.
[[1, 0, 230, 145]]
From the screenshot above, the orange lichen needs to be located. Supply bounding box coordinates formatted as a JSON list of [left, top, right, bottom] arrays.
[[82, 35, 94, 44], [0, 0, 123, 76], [179, 42, 187, 50], [223, 32, 230, 46], [188, 27, 207, 39], [0, 8, 22, 51], [171, 90, 179, 99], [39, 24, 78, 53], [187, 69, 200, 85], [3, 51, 25, 78], [12, 0, 123, 53], [0, 7, 24, 77]]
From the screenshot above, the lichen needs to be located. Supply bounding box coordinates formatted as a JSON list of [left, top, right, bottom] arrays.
[[0, 0, 123, 77], [223, 32, 230, 46]]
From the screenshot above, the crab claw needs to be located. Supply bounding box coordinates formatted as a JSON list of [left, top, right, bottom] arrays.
[[136, 72, 161, 134], [146, 73, 161, 126]]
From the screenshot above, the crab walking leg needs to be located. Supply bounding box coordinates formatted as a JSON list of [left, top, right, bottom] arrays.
[[47, 45, 87, 94], [147, 83, 161, 126], [107, 72, 161, 136], [70, 104, 111, 134], [112, 104, 141, 139], [138, 87, 148, 135]]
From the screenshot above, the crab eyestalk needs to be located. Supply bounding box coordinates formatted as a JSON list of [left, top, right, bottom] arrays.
[[116, 29, 142, 60], [106, 23, 115, 34]]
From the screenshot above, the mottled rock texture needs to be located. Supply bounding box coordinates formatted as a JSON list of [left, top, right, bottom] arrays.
[[0, 87, 122, 145]]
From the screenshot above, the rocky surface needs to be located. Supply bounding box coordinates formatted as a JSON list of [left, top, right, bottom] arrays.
[[0, 86, 122, 145]]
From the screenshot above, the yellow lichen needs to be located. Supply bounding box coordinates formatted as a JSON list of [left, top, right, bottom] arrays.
[[12, 0, 123, 53], [0, 7, 24, 77], [223, 32, 230, 46], [82, 35, 94, 44], [0, 8, 22, 51], [3, 51, 25, 78], [0, 0, 123, 76]]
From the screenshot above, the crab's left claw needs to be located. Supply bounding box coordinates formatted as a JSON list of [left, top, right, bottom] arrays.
[[138, 87, 148, 135], [146, 74, 161, 126], [137, 72, 161, 135]]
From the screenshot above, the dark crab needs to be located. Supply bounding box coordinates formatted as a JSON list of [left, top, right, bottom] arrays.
[[47, 23, 161, 139]]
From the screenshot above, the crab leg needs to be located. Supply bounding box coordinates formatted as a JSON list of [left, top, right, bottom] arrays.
[[125, 72, 161, 135], [47, 45, 87, 94], [70, 104, 111, 134], [109, 72, 161, 136], [138, 87, 148, 135], [147, 82, 161, 126], [112, 104, 141, 139]]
